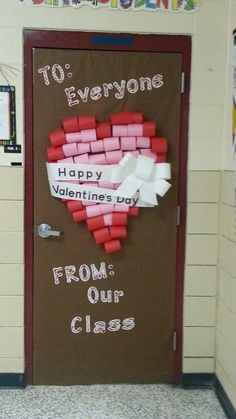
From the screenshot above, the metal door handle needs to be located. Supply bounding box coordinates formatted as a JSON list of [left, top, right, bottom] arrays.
[[37, 223, 62, 239]]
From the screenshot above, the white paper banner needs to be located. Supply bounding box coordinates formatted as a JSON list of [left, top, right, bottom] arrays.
[[47, 162, 118, 183], [46, 160, 171, 183], [46, 154, 171, 206], [49, 181, 151, 206], [113, 154, 171, 205]]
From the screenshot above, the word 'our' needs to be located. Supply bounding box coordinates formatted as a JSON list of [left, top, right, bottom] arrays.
[[87, 286, 124, 304]]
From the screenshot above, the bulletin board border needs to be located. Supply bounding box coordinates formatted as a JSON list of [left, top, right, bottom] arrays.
[[24, 29, 191, 385]]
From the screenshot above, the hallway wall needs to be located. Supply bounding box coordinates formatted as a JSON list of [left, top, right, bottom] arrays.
[[216, 0, 236, 410], [0, 0, 229, 387]]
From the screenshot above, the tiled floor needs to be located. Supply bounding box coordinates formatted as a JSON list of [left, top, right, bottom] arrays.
[[0, 384, 226, 419]]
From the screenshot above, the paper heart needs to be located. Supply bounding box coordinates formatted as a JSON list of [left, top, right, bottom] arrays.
[[46, 111, 168, 253]]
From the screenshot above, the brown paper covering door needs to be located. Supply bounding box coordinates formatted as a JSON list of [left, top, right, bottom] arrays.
[[33, 47, 182, 385]]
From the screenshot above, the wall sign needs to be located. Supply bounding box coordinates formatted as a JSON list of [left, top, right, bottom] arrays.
[[19, 0, 201, 12], [0, 86, 16, 146], [0, 86, 22, 166], [0, 61, 22, 165]]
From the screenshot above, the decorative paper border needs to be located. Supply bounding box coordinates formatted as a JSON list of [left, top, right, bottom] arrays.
[[19, 0, 201, 13]]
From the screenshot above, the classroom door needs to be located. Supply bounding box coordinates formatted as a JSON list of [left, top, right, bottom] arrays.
[[29, 32, 187, 385]]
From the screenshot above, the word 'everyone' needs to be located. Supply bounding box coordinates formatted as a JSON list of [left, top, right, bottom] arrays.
[[65, 74, 164, 106]]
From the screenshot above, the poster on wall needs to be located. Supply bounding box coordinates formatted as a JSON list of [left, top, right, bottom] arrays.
[[19, 0, 201, 13], [0, 85, 22, 166]]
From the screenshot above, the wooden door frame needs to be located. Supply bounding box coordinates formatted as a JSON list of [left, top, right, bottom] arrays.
[[24, 29, 191, 385]]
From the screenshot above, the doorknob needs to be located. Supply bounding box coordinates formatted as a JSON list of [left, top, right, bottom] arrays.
[[37, 223, 62, 239]]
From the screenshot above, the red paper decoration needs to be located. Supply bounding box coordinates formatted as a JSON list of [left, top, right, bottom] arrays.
[[46, 111, 168, 253]]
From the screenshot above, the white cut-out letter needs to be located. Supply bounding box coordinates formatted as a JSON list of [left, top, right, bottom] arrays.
[[65, 87, 79, 107], [113, 80, 126, 99], [127, 78, 139, 94], [93, 321, 106, 334], [52, 64, 65, 84], [90, 86, 102, 101], [77, 87, 90, 103], [91, 262, 107, 280], [79, 264, 91, 282], [86, 315, 91, 333], [113, 290, 124, 303], [122, 317, 135, 330], [71, 316, 83, 333], [108, 319, 121, 332], [139, 77, 152, 91], [65, 265, 79, 283], [103, 83, 113, 97], [53, 266, 63, 285], [100, 290, 113, 303], [38, 65, 50, 85], [152, 74, 164, 88], [87, 286, 99, 304]]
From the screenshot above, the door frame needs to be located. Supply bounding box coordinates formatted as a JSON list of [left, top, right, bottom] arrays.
[[24, 29, 191, 385]]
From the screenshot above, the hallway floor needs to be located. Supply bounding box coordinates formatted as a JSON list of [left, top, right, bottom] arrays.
[[0, 384, 227, 419]]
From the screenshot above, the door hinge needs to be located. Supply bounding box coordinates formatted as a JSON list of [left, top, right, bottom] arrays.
[[173, 330, 177, 351], [181, 72, 185, 94], [176, 205, 181, 226]]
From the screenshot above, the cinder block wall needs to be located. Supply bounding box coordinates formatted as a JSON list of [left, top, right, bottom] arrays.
[[216, 0, 236, 410], [0, 0, 233, 406]]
